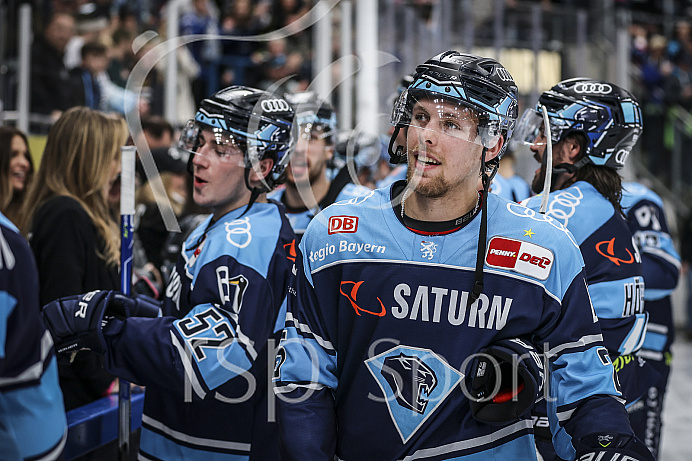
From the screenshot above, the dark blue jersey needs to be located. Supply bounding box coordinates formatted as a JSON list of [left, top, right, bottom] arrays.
[[523, 182, 647, 357], [103, 202, 295, 460], [274, 185, 631, 461], [0, 213, 66, 460], [621, 182, 681, 359]]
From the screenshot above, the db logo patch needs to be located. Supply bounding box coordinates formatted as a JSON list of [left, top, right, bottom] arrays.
[[328, 215, 359, 234], [486, 236, 553, 280]]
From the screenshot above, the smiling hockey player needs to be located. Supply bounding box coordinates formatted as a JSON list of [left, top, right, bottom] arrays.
[[273, 51, 654, 461]]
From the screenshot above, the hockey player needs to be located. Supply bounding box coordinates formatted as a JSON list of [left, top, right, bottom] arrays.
[[42, 86, 297, 460], [269, 91, 370, 241], [0, 212, 66, 460], [490, 150, 532, 202], [273, 51, 654, 461], [515, 78, 654, 460], [621, 181, 681, 459]]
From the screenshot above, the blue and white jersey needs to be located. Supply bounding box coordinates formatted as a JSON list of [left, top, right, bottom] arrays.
[[274, 185, 630, 461], [0, 213, 66, 460], [522, 182, 647, 357], [269, 181, 371, 240], [104, 202, 295, 460], [376, 164, 407, 189], [491, 173, 532, 202], [622, 182, 681, 360]]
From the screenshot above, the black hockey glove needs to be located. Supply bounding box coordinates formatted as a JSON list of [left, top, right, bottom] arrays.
[[42, 290, 161, 355], [575, 433, 655, 461], [465, 338, 545, 424]]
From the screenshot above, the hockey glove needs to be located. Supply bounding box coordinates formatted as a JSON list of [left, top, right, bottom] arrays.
[[465, 338, 545, 424], [575, 433, 655, 461], [42, 290, 161, 355]]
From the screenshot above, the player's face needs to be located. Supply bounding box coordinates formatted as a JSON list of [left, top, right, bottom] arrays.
[[191, 127, 250, 218], [405, 98, 491, 198], [529, 127, 548, 193], [529, 128, 574, 193], [286, 128, 331, 186], [8, 134, 31, 192]]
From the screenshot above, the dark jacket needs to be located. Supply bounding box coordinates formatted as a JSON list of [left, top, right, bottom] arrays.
[[30, 35, 74, 115], [69, 67, 103, 110], [30, 195, 119, 410]]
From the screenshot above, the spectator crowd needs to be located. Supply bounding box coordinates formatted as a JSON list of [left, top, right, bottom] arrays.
[[25, 0, 314, 129]]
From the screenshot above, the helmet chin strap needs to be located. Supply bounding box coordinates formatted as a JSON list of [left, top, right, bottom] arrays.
[[471, 146, 497, 304], [387, 126, 407, 164], [552, 156, 590, 175], [239, 167, 268, 217]]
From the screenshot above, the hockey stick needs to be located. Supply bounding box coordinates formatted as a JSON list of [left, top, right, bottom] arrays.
[[119, 145, 136, 460]]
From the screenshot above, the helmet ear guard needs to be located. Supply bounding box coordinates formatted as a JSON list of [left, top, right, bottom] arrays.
[[479, 123, 502, 151]]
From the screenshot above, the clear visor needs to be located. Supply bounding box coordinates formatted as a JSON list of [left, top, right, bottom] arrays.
[[512, 108, 551, 148], [396, 93, 500, 149], [178, 120, 246, 165]]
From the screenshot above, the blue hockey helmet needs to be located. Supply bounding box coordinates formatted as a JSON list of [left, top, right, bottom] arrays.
[[513, 78, 643, 170], [389, 50, 519, 164], [283, 91, 337, 144], [178, 85, 296, 190]]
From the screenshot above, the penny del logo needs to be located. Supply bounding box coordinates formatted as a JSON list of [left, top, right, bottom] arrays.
[[485, 236, 553, 280]]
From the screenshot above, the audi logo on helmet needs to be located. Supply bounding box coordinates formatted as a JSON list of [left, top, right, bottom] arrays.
[[574, 82, 613, 95], [495, 67, 514, 82], [615, 149, 629, 165], [261, 99, 291, 113]]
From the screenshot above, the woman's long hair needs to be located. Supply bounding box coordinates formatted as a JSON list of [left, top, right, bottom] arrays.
[[20, 107, 129, 266], [0, 126, 34, 225]]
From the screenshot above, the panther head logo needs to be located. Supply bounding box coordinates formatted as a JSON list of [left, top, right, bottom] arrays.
[[381, 353, 438, 414]]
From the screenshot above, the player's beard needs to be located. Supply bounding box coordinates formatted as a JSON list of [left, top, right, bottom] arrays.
[[287, 160, 327, 209], [531, 162, 547, 194], [288, 158, 324, 187], [406, 149, 448, 198]]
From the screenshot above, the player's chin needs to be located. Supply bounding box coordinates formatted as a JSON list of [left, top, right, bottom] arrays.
[[192, 190, 209, 206]]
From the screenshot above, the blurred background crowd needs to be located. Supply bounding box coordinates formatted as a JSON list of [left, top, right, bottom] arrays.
[[2, 0, 316, 126]]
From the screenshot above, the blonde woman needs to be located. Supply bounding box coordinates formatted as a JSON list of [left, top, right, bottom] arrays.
[[0, 126, 34, 226], [21, 106, 128, 410]]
